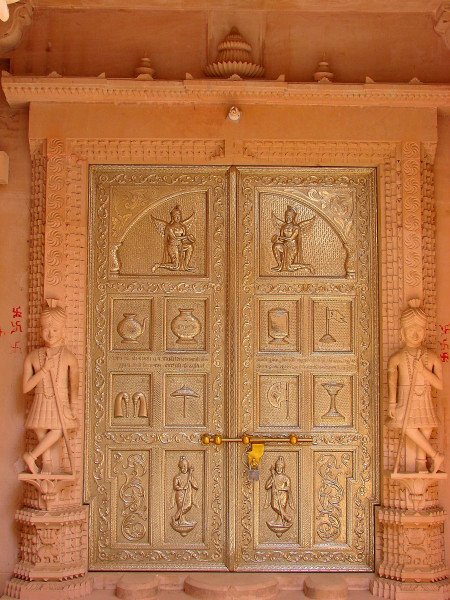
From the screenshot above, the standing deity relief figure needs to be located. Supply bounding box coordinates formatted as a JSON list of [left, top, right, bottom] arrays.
[[388, 299, 444, 474], [151, 205, 196, 273], [265, 456, 294, 536], [22, 300, 78, 475], [271, 206, 315, 273], [171, 456, 199, 535]]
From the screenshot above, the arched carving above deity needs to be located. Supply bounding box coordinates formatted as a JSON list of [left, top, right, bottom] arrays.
[[110, 190, 207, 277], [259, 193, 353, 278]]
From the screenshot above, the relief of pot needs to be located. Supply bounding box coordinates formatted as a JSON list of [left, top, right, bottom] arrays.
[[171, 308, 201, 344], [117, 313, 148, 344]]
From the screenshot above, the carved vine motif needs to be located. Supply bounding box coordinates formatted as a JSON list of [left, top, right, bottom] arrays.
[[316, 453, 351, 542], [112, 453, 148, 542]]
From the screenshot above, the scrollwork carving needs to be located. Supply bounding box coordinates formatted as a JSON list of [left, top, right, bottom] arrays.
[[316, 453, 351, 543], [112, 452, 148, 542]]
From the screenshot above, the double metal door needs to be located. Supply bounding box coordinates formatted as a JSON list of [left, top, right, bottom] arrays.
[[86, 165, 379, 571]]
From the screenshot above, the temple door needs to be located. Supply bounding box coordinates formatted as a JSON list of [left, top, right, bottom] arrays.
[[86, 165, 379, 571]]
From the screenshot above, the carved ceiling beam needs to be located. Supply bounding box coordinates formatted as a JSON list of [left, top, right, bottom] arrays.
[[2, 74, 450, 109]]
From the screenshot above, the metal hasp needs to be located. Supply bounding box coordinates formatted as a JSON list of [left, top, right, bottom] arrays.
[[200, 433, 313, 481]]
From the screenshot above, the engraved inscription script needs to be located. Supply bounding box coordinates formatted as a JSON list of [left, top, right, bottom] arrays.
[[86, 166, 379, 572]]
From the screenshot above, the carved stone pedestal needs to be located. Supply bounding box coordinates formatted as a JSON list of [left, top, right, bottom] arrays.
[[4, 576, 93, 600], [371, 477, 450, 599], [371, 577, 450, 600], [4, 504, 90, 599]]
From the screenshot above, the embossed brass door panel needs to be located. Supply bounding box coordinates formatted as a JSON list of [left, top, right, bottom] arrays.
[[233, 167, 379, 571], [86, 167, 228, 570], [86, 166, 379, 572]]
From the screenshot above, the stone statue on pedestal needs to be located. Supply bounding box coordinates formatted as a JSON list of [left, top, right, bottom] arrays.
[[22, 300, 78, 475], [387, 299, 444, 474]]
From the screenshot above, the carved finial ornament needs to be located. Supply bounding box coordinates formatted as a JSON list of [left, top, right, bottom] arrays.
[[204, 27, 264, 79]]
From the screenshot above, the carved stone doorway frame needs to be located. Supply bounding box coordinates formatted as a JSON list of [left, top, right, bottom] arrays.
[[2, 75, 445, 597]]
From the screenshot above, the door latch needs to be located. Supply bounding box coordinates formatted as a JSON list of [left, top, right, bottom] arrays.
[[201, 432, 312, 482]]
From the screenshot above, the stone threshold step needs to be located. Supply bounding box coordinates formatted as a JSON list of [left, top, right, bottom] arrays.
[[2, 572, 375, 600]]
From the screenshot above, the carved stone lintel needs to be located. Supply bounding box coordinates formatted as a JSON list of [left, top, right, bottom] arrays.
[[18, 473, 77, 511], [14, 505, 88, 582], [435, 2, 450, 50], [0, 2, 32, 55]]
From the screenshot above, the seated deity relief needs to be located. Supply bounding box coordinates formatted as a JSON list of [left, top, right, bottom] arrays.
[[114, 196, 207, 277], [151, 205, 196, 273], [387, 299, 444, 475], [271, 206, 315, 273], [258, 197, 349, 278], [22, 300, 78, 476]]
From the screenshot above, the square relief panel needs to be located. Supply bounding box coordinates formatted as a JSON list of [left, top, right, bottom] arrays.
[[259, 299, 300, 353], [163, 373, 207, 427], [312, 375, 353, 428], [258, 374, 300, 429], [111, 297, 153, 351], [257, 450, 299, 546], [312, 299, 353, 353], [110, 373, 151, 426], [163, 451, 205, 545], [115, 189, 208, 278], [165, 298, 207, 352]]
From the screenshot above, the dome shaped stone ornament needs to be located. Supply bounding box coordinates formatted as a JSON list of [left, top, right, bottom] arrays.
[[204, 27, 264, 79], [313, 58, 335, 83], [135, 56, 155, 80]]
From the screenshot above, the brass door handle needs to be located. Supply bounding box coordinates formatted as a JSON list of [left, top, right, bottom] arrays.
[[200, 433, 312, 446]]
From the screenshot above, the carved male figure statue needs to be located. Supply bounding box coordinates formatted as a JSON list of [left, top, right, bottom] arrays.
[[388, 299, 444, 474], [22, 301, 78, 475]]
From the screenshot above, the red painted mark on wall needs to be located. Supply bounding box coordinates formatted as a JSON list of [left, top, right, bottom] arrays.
[[0, 306, 24, 355]]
